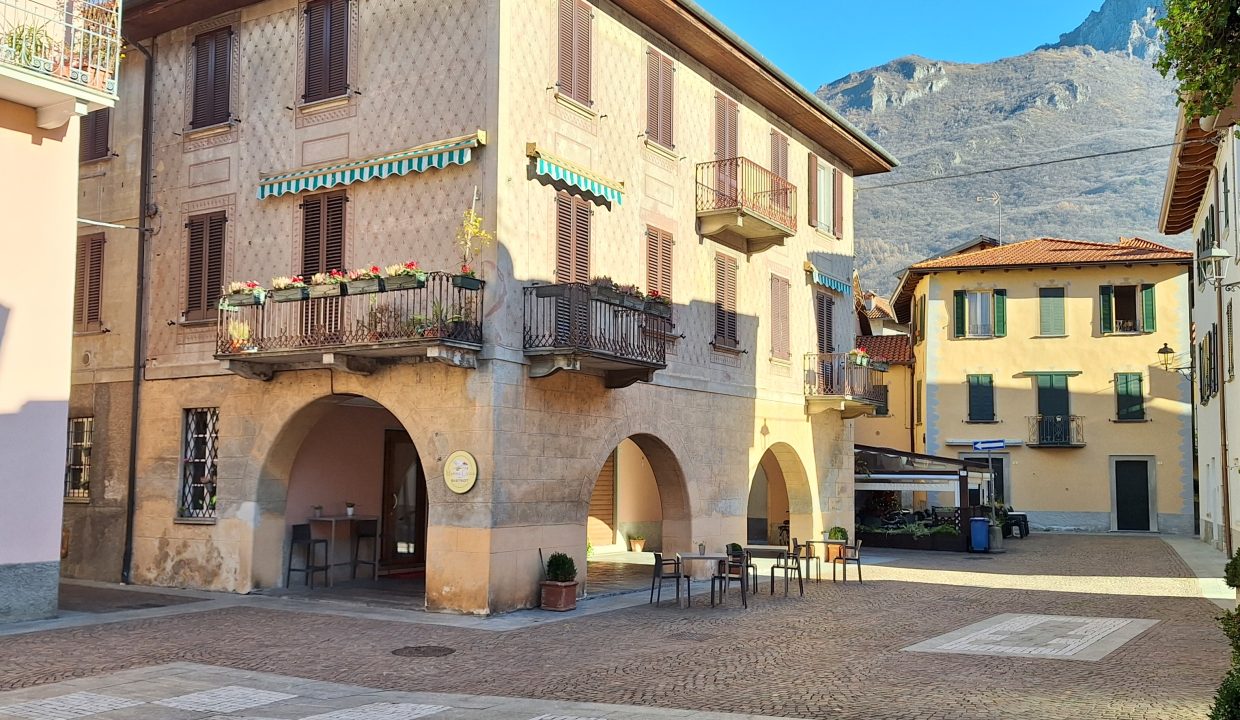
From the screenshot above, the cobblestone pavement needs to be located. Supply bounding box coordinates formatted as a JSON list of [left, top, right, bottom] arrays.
[[0, 535, 1229, 720]]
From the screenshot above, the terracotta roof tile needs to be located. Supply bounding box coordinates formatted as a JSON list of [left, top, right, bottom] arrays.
[[908, 237, 1190, 271], [856, 334, 913, 364]]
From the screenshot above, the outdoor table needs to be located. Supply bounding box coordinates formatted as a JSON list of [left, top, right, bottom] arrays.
[[742, 544, 790, 592], [307, 514, 378, 586], [675, 552, 734, 608]]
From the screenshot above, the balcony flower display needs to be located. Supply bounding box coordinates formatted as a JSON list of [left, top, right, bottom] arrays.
[[616, 283, 647, 310], [223, 280, 264, 306], [644, 289, 672, 319], [346, 265, 385, 295], [848, 347, 870, 366], [226, 319, 256, 353], [384, 261, 427, 291], [269, 275, 308, 303], [454, 206, 493, 290], [308, 269, 346, 298]]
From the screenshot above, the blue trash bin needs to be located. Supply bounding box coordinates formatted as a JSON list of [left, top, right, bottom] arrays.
[[970, 517, 991, 552]]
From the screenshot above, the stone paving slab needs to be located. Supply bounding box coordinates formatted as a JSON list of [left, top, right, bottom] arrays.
[[903, 612, 1161, 661]]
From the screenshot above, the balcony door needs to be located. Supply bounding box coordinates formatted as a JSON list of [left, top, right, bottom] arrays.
[[554, 193, 591, 346], [714, 93, 738, 204], [814, 291, 834, 392], [1036, 374, 1070, 444]]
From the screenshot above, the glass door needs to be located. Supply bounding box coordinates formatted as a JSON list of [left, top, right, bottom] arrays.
[[382, 430, 426, 569]]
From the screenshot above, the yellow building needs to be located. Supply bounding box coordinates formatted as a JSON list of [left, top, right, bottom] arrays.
[[889, 237, 1193, 533], [64, 0, 895, 613]]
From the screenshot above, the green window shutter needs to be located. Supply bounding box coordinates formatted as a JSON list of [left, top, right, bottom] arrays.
[[917, 295, 926, 343], [953, 290, 966, 338], [1115, 373, 1144, 420], [968, 374, 995, 422], [993, 289, 1007, 337], [1141, 284, 1156, 332], [1039, 287, 1065, 336], [1099, 285, 1114, 334]]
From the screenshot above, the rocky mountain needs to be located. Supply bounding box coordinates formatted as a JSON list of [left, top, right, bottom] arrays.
[[820, 0, 1182, 295]]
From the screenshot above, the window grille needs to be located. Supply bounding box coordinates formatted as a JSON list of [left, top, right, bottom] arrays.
[[178, 408, 219, 519], [64, 418, 93, 500]]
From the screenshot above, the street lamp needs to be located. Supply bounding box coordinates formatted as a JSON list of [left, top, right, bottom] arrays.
[[1157, 343, 1193, 377], [1199, 245, 1240, 290]]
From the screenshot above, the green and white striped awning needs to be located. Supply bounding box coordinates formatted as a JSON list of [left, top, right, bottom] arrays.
[[527, 143, 624, 205], [805, 262, 853, 295], [257, 131, 486, 199]]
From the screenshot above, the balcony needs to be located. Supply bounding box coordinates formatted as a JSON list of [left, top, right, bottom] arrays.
[[215, 272, 483, 381], [1027, 415, 1086, 447], [804, 353, 885, 418], [696, 157, 797, 254], [0, 0, 121, 125], [522, 283, 673, 388]]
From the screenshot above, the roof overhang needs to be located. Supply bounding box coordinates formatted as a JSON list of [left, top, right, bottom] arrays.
[[1159, 83, 1240, 235], [612, 0, 897, 176], [123, 0, 266, 41]]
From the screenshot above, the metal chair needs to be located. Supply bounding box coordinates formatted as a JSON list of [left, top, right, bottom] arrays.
[[650, 552, 690, 604], [832, 538, 863, 583], [770, 539, 805, 596], [351, 518, 379, 580], [711, 543, 754, 607], [802, 540, 822, 584], [286, 523, 329, 588]]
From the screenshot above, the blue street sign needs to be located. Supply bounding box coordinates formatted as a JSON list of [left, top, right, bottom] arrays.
[[972, 439, 1006, 452]]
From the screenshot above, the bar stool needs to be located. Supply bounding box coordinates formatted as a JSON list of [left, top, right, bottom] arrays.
[[351, 518, 379, 579], [287, 523, 329, 588]]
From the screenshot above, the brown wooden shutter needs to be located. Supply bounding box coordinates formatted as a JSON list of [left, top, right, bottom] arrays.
[[324, 192, 346, 270], [832, 167, 844, 237], [301, 194, 324, 275], [74, 238, 88, 328], [204, 214, 225, 316], [646, 48, 674, 148], [814, 290, 834, 353], [573, 0, 591, 105], [73, 235, 105, 331], [557, 0, 574, 97], [305, 0, 349, 102], [185, 212, 225, 321], [807, 152, 818, 228], [555, 193, 590, 284], [770, 131, 788, 180], [771, 275, 790, 360], [571, 195, 590, 283], [714, 93, 738, 160], [714, 254, 737, 346], [658, 53, 673, 147], [645, 226, 673, 300], [658, 228, 672, 299], [80, 109, 110, 162], [326, 0, 348, 97], [192, 28, 231, 128]]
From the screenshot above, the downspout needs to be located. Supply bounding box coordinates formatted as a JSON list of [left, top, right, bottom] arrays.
[[1218, 249, 1234, 557], [121, 36, 154, 584]]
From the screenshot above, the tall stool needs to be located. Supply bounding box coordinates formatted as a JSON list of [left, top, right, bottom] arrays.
[[287, 523, 329, 588], [351, 519, 379, 580]]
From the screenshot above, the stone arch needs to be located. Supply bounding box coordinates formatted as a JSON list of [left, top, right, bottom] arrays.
[[751, 442, 815, 546], [582, 430, 692, 554]]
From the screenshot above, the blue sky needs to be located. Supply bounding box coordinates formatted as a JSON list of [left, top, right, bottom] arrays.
[[696, 1, 1106, 90]]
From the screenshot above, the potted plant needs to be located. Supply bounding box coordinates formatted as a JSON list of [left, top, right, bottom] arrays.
[[269, 275, 308, 303], [223, 280, 264, 306], [346, 265, 384, 295], [421, 301, 450, 338], [226, 319, 253, 353], [308, 269, 347, 298], [454, 205, 493, 290], [345, 502, 355, 517], [590, 276, 623, 304], [617, 284, 646, 310], [628, 534, 646, 553], [826, 526, 848, 562], [383, 261, 427, 292], [3, 23, 52, 72], [644, 289, 672, 319], [540, 552, 578, 611], [848, 347, 870, 366]]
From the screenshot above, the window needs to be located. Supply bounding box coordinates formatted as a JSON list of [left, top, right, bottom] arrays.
[[302, 191, 346, 276], [770, 274, 790, 360], [915, 380, 923, 425], [556, 0, 591, 106], [814, 290, 835, 354], [874, 384, 890, 417], [79, 108, 110, 162], [1224, 164, 1232, 232], [644, 225, 672, 302], [1099, 284, 1155, 334], [770, 131, 789, 210], [953, 289, 1006, 338], [1115, 373, 1145, 421], [807, 155, 842, 237], [64, 418, 93, 501], [73, 234, 105, 332], [1033, 374, 1073, 445], [645, 47, 673, 149], [713, 253, 738, 348], [191, 27, 232, 129], [1039, 287, 1065, 336], [304, 0, 349, 103], [184, 212, 226, 322], [555, 193, 590, 283], [178, 408, 218, 519], [1229, 300, 1235, 382], [967, 374, 995, 422], [714, 92, 738, 161], [913, 294, 926, 344]]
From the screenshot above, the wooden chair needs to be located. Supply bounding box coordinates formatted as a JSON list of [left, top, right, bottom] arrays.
[[286, 523, 329, 588], [770, 540, 805, 596], [650, 552, 690, 605], [832, 539, 864, 583]]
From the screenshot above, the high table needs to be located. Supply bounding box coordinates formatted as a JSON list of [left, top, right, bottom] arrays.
[[307, 514, 378, 586], [675, 552, 737, 608]]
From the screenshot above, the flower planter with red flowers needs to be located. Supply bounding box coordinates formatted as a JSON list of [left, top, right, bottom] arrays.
[[452, 274, 484, 291]]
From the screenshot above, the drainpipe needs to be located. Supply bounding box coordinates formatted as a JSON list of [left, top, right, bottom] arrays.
[[1217, 267, 1234, 557], [121, 36, 155, 584]]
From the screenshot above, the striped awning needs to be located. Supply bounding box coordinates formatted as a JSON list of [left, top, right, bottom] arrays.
[[257, 131, 486, 199], [804, 261, 852, 295], [526, 143, 624, 205]]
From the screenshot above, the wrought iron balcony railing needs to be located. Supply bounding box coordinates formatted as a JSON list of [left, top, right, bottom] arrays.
[[695, 156, 797, 233], [804, 352, 886, 405], [0, 0, 121, 96], [1027, 415, 1086, 447], [523, 283, 672, 368]]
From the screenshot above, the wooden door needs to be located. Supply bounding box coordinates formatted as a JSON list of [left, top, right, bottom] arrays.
[[382, 430, 426, 569], [1115, 460, 1151, 531]]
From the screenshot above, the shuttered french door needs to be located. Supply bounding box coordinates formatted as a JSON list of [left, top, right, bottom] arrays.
[[302, 191, 346, 340], [714, 93, 739, 202], [191, 27, 231, 129], [555, 193, 590, 345], [185, 212, 226, 322], [815, 290, 834, 390]]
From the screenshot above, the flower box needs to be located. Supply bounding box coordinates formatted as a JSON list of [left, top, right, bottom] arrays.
[[382, 275, 425, 292], [533, 284, 568, 299], [644, 301, 672, 319], [591, 285, 624, 305], [269, 287, 308, 303], [346, 278, 382, 295], [224, 292, 262, 307], [621, 294, 646, 310], [308, 284, 346, 299], [452, 275, 483, 290]]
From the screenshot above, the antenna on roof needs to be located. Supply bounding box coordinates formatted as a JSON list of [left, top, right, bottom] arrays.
[[975, 192, 1002, 245]]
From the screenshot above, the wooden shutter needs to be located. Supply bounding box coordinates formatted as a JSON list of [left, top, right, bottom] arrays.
[[644, 226, 672, 300], [714, 254, 737, 347], [968, 374, 994, 422], [657, 52, 673, 147], [807, 153, 818, 227], [770, 275, 790, 360], [185, 212, 225, 321], [714, 92, 738, 160], [192, 28, 231, 128], [301, 191, 346, 275], [79, 109, 110, 162], [1099, 285, 1114, 334], [555, 193, 589, 283], [1140, 283, 1156, 332], [831, 168, 844, 237], [993, 289, 1007, 337], [1039, 287, 1065, 336], [557, 0, 574, 98], [557, 0, 591, 105], [917, 295, 926, 343], [953, 290, 966, 338], [1115, 373, 1144, 420], [74, 235, 105, 331], [645, 48, 674, 148], [814, 290, 834, 354], [305, 0, 349, 102], [770, 131, 788, 179]]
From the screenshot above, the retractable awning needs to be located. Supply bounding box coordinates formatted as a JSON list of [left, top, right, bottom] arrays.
[[257, 131, 486, 199], [526, 143, 624, 205], [803, 261, 852, 295]]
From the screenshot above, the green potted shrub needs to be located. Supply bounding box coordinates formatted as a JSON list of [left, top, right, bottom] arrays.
[[541, 551, 578, 611], [826, 526, 849, 561]]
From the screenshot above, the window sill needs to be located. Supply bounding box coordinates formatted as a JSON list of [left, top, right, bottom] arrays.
[[184, 121, 237, 140], [1102, 331, 1147, 337], [955, 335, 997, 340], [63, 497, 90, 505], [79, 154, 111, 166], [554, 91, 596, 119], [73, 327, 107, 337], [176, 318, 215, 328], [965, 420, 1000, 424], [174, 516, 218, 525], [769, 355, 791, 366], [1035, 334, 1068, 339], [643, 138, 677, 161], [813, 226, 839, 241], [299, 94, 351, 115], [711, 340, 744, 355], [1111, 418, 1150, 423]]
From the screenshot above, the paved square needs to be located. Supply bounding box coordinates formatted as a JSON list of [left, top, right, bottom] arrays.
[[302, 704, 450, 719], [0, 691, 144, 719], [903, 613, 1160, 661], [154, 686, 296, 712]]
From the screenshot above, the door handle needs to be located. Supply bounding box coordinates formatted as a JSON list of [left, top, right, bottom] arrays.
[[392, 493, 398, 511]]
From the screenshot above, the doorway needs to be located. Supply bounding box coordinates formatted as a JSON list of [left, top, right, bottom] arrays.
[[961, 453, 1009, 506], [1112, 457, 1154, 532], [382, 429, 427, 571]]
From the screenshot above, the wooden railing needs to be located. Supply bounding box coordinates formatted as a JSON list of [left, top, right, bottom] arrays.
[[695, 156, 797, 232], [523, 283, 672, 366], [0, 0, 121, 96], [216, 272, 483, 356], [1027, 415, 1086, 447], [804, 353, 885, 404]]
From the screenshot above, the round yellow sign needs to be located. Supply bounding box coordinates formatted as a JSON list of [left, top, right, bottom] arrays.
[[444, 450, 478, 494]]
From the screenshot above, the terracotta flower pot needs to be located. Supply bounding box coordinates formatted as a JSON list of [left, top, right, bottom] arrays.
[[540, 580, 577, 611], [629, 539, 646, 553]]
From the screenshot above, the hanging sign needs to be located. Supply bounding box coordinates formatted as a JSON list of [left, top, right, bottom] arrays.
[[444, 450, 478, 494]]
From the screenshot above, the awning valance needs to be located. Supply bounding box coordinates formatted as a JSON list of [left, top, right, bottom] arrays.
[[803, 261, 852, 295], [257, 131, 486, 199], [526, 143, 624, 205]]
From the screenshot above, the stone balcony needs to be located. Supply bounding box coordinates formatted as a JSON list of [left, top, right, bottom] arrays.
[[695, 156, 797, 254], [804, 352, 886, 418]]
